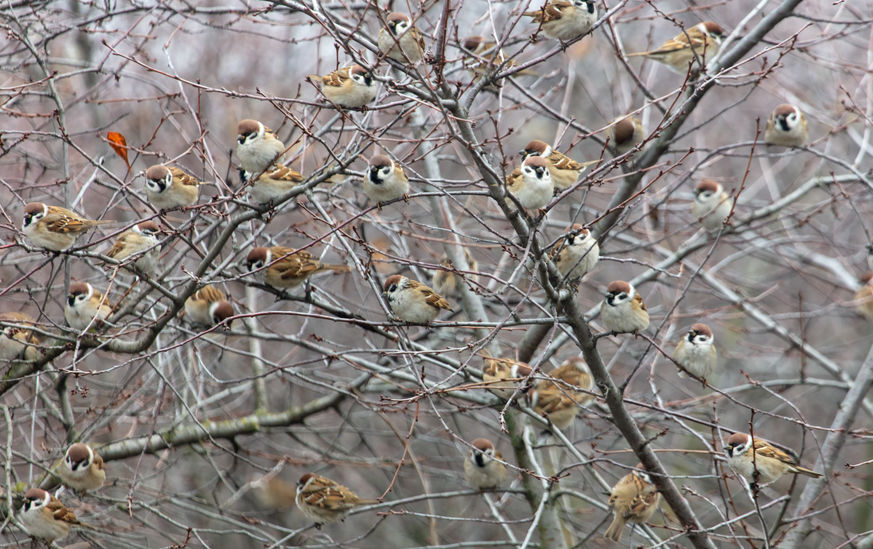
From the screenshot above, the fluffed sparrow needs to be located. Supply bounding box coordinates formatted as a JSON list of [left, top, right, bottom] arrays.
[[59, 442, 106, 492], [184, 285, 234, 328], [365, 154, 409, 203], [692, 179, 732, 232], [310, 65, 378, 109], [246, 246, 349, 289], [244, 164, 304, 205], [609, 116, 646, 155], [604, 466, 662, 542], [295, 472, 378, 527], [481, 354, 533, 399], [505, 155, 554, 210], [65, 281, 111, 332], [530, 356, 595, 428], [724, 432, 822, 484], [524, 0, 597, 43], [377, 12, 426, 63], [673, 323, 717, 379], [19, 488, 81, 543], [546, 356, 595, 407], [383, 274, 453, 323], [237, 119, 286, 175], [144, 165, 203, 210], [432, 249, 479, 297], [22, 202, 109, 252], [105, 220, 161, 275], [464, 438, 508, 490], [0, 312, 40, 362], [550, 224, 599, 281], [601, 280, 649, 333], [463, 36, 536, 82], [520, 139, 587, 191], [627, 21, 726, 74], [764, 104, 808, 147]]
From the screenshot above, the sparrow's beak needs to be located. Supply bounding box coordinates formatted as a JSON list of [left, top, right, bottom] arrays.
[[67, 296, 76, 307]]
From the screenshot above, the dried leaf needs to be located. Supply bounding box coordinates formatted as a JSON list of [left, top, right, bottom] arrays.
[[107, 131, 131, 173]]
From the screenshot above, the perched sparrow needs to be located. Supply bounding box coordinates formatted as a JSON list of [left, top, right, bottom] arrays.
[[520, 140, 587, 191], [692, 179, 732, 232], [237, 119, 286, 175], [19, 488, 81, 543], [857, 274, 873, 320], [246, 246, 349, 289], [144, 165, 203, 210], [377, 12, 425, 63], [463, 36, 536, 81], [549, 224, 599, 281], [529, 382, 579, 430], [627, 21, 726, 74], [432, 249, 479, 297], [295, 472, 378, 527], [724, 432, 822, 484], [310, 65, 377, 109], [673, 323, 717, 379], [764, 104, 808, 147], [244, 164, 304, 205], [601, 280, 649, 333], [546, 356, 595, 407], [481, 354, 533, 399], [59, 442, 106, 492], [505, 156, 554, 210], [184, 285, 235, 328], [383, 274, 453, 323], [464, 438, 508, 490], [22, 202, 109, 252], [105, 220, 161, 275], [0, 312, 40, 362], [65, 281, 111, 332], [364, 155, 409, 203], [523, 0, 597, 43], [609, 116, 645, 155], [604, 466, 661, 542]]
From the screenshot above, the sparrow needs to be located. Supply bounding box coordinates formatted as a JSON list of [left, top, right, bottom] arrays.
[[529, 356, 594, 428], [464, 438, 508, 490], [143, 165, 203, 210], [609, 116, 645, 155], [523, 0, 597, 43], [549, 224, 600, 281], [0, 312, 40, 362], [310, 65, 377, 109], [65, 281, 112, 332], [105, 220, 161, 275], [244, 164, 304, 205], [481, 354, 534, 399], [18, 487, 81, 543], [692, 179, 732, 232], [604, 466, 662, 542], [377, 12, 426, 63], [627, 21, 726, 74], [237, 118, 286, 175], [856, 274, 873, 320], [365, 154, 409, 203], [520, 139, 587, 191], [462, 36, 536, 81], [724, 432, 822, 484], [383, 274, 453, 323], [22, 202, 109, 252], [505, 155, 554, 210], [673, 323, 717, 379], [295, 472, 378, 527], [184, 285, 235, 328], [546, 356, 595, 407], [601, 280, 649, 333], [246, 246, 350, 289], [764, 104, 808, 147], [59, 442, 106, 492], [432, 249, 479, 297]]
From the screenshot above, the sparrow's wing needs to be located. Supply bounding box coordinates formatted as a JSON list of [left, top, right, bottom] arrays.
[[275, 251, 320, 280], [48, 498, 80, 525], [43, 213, 94, 234], [105, 231, 133, 258], [752, 439, 798, 465], [524, 1, 571, 23], [301, 476, 376, 511], [549, 151, 585, 171], [168, 166, 203, 187], [195, 285, 227, 303], [645, 28, 708, 56], [633, 293, 647, 312], [92, 452, 105, 471], [263, 165, 304, 183], [410, 27, 426, 52], [321, 67, 350, 88], [505, 167, 524, 193], [417, 284, 453, 311]]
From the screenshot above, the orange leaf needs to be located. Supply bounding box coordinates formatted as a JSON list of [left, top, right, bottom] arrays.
[[107, 131, 131, 173]]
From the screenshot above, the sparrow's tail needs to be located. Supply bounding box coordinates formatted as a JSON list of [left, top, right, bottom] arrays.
[[625, 51, 649, 57], [793, 465, 823, 478], [603, 515, 625, 542], [323, 264, 351, 273]]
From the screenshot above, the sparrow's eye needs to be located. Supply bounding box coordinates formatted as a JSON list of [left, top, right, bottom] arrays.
[[78, 294, 87, 301], [396, 21, 409, 33], [387, 283, 397, 293]]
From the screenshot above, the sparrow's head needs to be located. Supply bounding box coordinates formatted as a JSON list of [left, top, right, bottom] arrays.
[[559, 356, 591, 376], [246, 247, 271, 272], [383, 274, 407, 295], [145, 165, 172, 194], [611, 117, 639, 148], [521, 155, 550, 181], [631, 463, 653, 484], [368, 154, 394, 184], [694, 179, 722, 201], [65, 442, 94, 471], [135, 220, 161, 237], [386, 12, 411, 36], [701, 21, 726, 43], [687, 323, 714, 345], [237, 119, 265, 145], [210, 301, 234, 327], [605, 280, 634, 306], [574, 0, 596, 14], [463, 36, 485, 52], [23, 202, 48, 229], [297, 472, 316, 492], [471, 438, 497, 467], [565, 224, 592, 246], [724, 432, 751, 457], [772, 104, 801, 132], [520, 139, 551, 160], [349, 64, 373, 87], [21, 488, 51, 513], [68, 282, 93, 308]]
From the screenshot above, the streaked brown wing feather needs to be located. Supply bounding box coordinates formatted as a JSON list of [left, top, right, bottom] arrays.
[[196, 285, 227, 303], [505, 167, 524, 193], [322, 67, 350, 88], [423, 288, 452, 311], [44, 213, 92, 234], [633, 293, 647, 312], [264, 165, 303, 182], [48, 499, 80, 525], [169, 166, 202, 187], [753, 439, 797, 465], [525, 1, 570, 23], [549, 151, 584, 171]]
